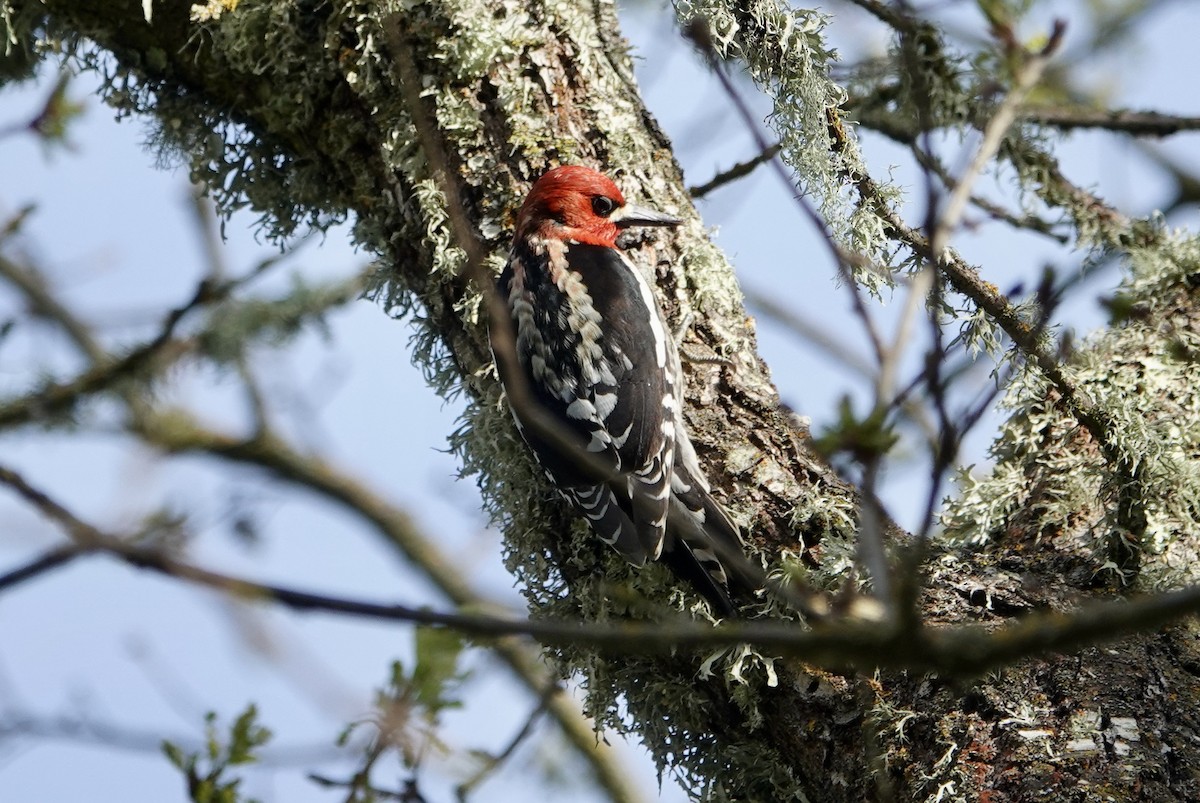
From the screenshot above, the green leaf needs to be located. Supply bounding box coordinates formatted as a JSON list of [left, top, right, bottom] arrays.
[[227, 704, 272, 765], [30, 73, 86, 147], [812, 396, 899, 461], [412, 627, 467, 719], [162, 740, 189, 772], [162, 707, 271, 803]]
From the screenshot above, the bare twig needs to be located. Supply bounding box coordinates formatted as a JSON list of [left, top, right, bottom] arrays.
[[828, 112, 1123, 463], [741, 286, 875, 379], [929, 23, 1066, 258], [308, 774, 427, 802], [455, 681, 557, 801], [0, 708, 345, 766], [689, 143, 782, 198], [0, 254, 104, 361], [0, 543, 85, 593], [0, 254, 290, 430], [909, 144, 1067, 242], [1021, 106, 1200, 137]]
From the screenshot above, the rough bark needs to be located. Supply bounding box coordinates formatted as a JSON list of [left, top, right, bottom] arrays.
[[13, 1, 1200, 800]]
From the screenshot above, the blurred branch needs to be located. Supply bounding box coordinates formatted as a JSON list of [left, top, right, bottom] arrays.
[[909, 145, 1067, 242], [188, 182, 231, 280], [1022, 106, 1200, 137], [0, 258, 242, 429], [7, 460, 1200, 678], [929, 22, 1065, 258], [308, 773, 427, 802], [455, 681, 555, 801], [0, 543, 84, 593], [831, 80, 1127, 468], [841, 0, 925, 34], [1136, 142, 1200, 214], [0, 254, 104, 361], [128, 409, 644, 803], [0, 709, 344, 767], [742, 286, 875, 379], [0, 245, 360, 431]]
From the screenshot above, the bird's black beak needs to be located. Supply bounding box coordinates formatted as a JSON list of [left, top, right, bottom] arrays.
[[613, 202, 682, 229]]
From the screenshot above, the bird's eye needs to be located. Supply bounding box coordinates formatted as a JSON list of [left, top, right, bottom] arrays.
[[591, 196, 617, 217]]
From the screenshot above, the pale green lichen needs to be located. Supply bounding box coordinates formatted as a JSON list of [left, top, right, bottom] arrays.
[[189, 0, 238, 23], [409, 178, 468, 278], [943, 232, 1200, 588], [790, 481, 856, 534], [437, 0, 534, 82], [0, 0, 46, 82], [956, 302, 1004, 360], [671, 0, 900, 289], [674, 224, 751, 326]]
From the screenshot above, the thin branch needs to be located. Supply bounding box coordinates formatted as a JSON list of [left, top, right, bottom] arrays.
[[681, 19, 890, 290], [841, 0, 925, 35], [683, 16, 893, 367], [0, 465, 105, 545], [0, 254, 105, 362], [741, 287, 875, 379], [455, 681, 556, 801], [308, 774, 427, 802], [909, 144, 1067, 243], [929, 23, 1065, 258], [898, 27, 1062, 561], [827, 101, 1125, 467], [689, 143, 781, 199], [0, 229, 643, 800], [127, 546, 1200, 676], [0, 257, 275, 430], [1135, 142, 1200, 215], [1021, 106, 1200, 137], [0, 710, 344, 767], [188, 182, 231, 281], [0, 543, 86, 593], [6, 460, 1199, 678]]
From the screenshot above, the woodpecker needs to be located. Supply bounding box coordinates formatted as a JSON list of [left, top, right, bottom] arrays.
[[491, 165, 752, 616]]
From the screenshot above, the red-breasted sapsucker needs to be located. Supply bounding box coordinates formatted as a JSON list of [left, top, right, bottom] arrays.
[[491, 165, 751, 616]]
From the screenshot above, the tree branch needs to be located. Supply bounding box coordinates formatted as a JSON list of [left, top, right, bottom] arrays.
[[0, 543, 85, 592], [688, 143, 781, 198], [6, 457, 1200, 680], [1021, 106, 1200, 137]]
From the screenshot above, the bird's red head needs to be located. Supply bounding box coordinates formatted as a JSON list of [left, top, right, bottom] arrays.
[[514, 165, 680, 248]]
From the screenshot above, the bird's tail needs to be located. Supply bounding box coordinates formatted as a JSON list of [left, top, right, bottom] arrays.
[[666, 458, 760, 618]]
